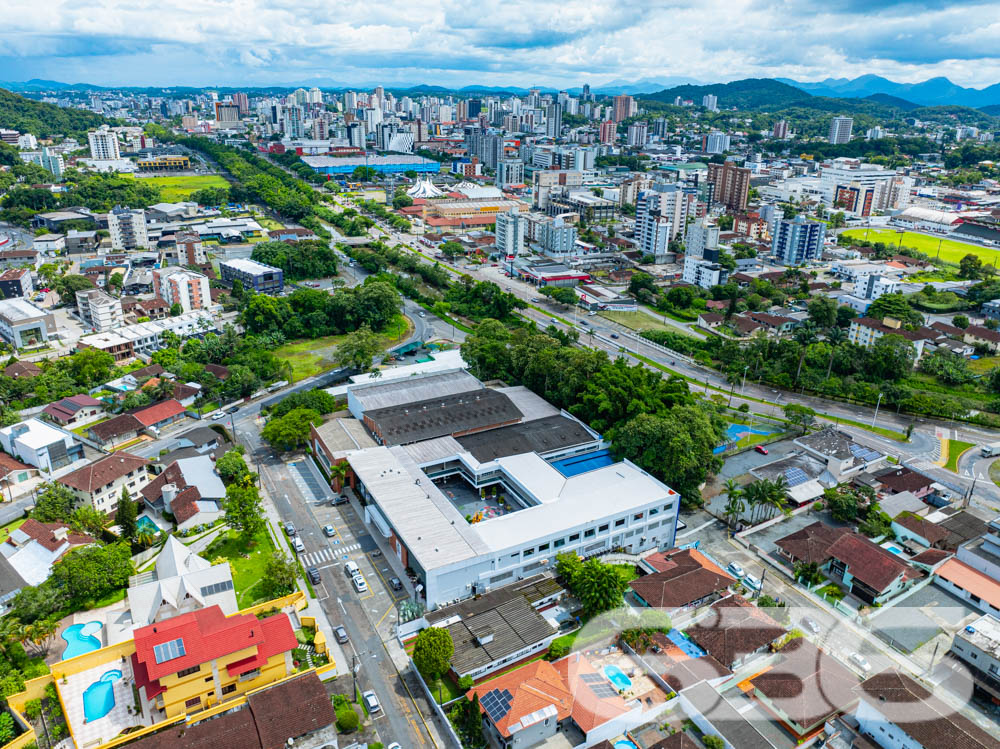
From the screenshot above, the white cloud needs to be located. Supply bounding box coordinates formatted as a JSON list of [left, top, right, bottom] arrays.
[[1, 0, 999, 87]]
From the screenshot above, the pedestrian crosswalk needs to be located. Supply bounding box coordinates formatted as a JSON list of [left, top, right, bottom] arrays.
[[302, 545, 361, 567]]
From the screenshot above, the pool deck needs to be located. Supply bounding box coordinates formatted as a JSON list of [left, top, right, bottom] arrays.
[[61, 658, 147, 747], [584, 649, 670, 707]]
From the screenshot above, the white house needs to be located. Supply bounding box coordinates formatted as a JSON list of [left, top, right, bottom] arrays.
[[0, 419, 85, 472]]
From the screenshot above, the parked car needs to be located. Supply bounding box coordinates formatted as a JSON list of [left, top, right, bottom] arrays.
[[344, 560, 359, 577], [292, 537, 305, 553], [754, 445, 769, 455], [389, 577, 403, 591], [323, 525, 336, 537], [743, 574, 761, 591], [610, 333, 620, 339], [387, 743, 401, 749], [226, 406, 239, 414], [362, 690, 381, 713], [211, 411, 226, 420], [306, 567, 321, 585], [332, 495, 348, 506], [352, 575, 368, 593], [801, 616, 821, 635], [727, 562, 744, 578], [849, 653, 872, 673], [283, 522, 296, 536], [334, 626, 349, 644]]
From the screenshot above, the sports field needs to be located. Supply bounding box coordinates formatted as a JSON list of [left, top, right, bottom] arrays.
[[132, 174, 230, 201], [841, 228, 1000, 266]]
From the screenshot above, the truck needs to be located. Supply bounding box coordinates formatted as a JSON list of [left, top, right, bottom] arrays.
[[982, 442, 1000, 457]]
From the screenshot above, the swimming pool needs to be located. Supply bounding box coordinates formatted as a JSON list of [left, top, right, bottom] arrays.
[[82, 669, 122, 722], [885, 545, 903, 555], [713, 423, 778, 454], [614, 741, 638, 749], [136, 516, 159, 534], [603, 664, 632, 691], [550, 449, 616, 477], [62, 621, 104, 660]]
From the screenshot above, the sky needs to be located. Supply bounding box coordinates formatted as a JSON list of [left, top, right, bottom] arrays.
[[2, 0, 1000, 89]]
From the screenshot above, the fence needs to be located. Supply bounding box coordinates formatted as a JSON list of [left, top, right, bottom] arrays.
[[409, 660, 463, 749]]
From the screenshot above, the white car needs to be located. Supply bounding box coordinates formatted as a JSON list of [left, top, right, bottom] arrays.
[[727, 562, 745, 578], [362, 690, 381, 713], [352, 574, 368, 593], [211, 411, 226, 420], [849, 653, 872, 673], [292, 537, 305, 553], [743, 574, 761, 591]]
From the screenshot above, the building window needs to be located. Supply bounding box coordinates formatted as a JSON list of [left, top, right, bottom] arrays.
[[238, 668, 260, 682], [598, 524, 609, 533], [538, 542, 549, 552], [989, 664, 998, 675], [569, 533, 580, 542], [633, 513, 644, 521], [185, 697, 201, 709], [614, 519, 625, 528], [221, 684, 237, 695], [523, 548, 534, 558], [584, 529, 595, 538], [554, 539, 565, 548], [177, 665, 200, 678]]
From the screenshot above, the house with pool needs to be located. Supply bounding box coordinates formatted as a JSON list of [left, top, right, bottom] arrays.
[[3, 595, 311, 749]]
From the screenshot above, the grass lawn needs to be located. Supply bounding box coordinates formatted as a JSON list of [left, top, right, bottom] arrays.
[[130, 174, 230, 201], [990, 459, 1000, 488], [817, 583, 845, 601], [841, 228, 1000, 267], [969, 356, 1000, 375], [204, 528, 276, 607], [0, 518, 26, 544], [72, 417, 108, 437], [274, 314, 413, 382], [257, 217, 285, 230], [426, 674, 464, 704], [599, 310, 700, 335], [944, 439, 976, 472]]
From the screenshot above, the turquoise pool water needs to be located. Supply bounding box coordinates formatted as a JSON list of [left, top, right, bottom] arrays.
[[615, 741, 638, 749], [137, 516, 158, 534], [62, 621, 103, 660], [604, 664, 632, 691], [714, 423, 778, 454], [82, 669, 122, 722], [665, 628, 707, 658], [886, 545, 903, 555]]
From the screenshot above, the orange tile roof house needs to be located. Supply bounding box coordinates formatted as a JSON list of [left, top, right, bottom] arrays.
[[58, 452, 151, 515], [630, 548, 734, 611], [132, 399, 188, 430]]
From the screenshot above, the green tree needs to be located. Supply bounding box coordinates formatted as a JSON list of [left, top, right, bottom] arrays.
[[412, 627, 454, 680], [555, 552, 583, 587], [224, 477, 266, 544], [794, 561, 825, 586], [115, 486, 138, 541], [807, 296, 837, 328], [49, 542, 133, 604], [70, 505, 109, 537], [0, 712, 14, 744], [169, 302, 183, 317], [867, 293, 921, 326], [67, 346, 116, 387], [959, 253, 984, 280], [230, 278, 244, 300], [826, 489, 859, 522], [717, 215, 734, 231], [334, 326, 384, 372], [702, 735, 725, 749], [261, 553, 298, 599], [540, 286, 578, 307], [107, 272, 124, 296], [952, 314, 970, 329], [260, 407, 322, 451], [216, 446, 251, 485], [56, 274, 95, 306], [783, 403, 816, 434], [573, 558, 628, 616], [439, 240, 465, 259], [32, 482, 76, 523]]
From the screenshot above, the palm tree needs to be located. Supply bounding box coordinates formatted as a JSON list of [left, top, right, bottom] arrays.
[[766, 476, 790, 520], [742, 481, 765, 525], [24, 617, 57, 656], [824, 326, 846, 380], [0, 617, 23, 660], [330, 461, 349, 492], [722, 479, 744, 532], [793, 321, 819, 384]]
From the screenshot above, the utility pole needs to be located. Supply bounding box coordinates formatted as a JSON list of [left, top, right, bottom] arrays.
[[757, 568, 767, 600], [351, 653, 359, 701], [871, 392, 883, 428]]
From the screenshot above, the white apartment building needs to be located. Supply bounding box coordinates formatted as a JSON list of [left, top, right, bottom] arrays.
[[76, 289, 124, 333], [58, 452, 151, 516], [152, 267, 211, 312], [77, 311, 218, 364], [684, 217, 720, 259], [538, 216, 578, 257], [0, 419, 84, 472], [88, 125, 121, 160], [636, 184, 694, 252], [682, 256, 727, 289], [828, 116, 853, 144], [705, 132, 730, 154], [862, 275, 899, 301], [108, 206, 150, 250], [496, 159, 524, 190], [495, 207, 526, 257]]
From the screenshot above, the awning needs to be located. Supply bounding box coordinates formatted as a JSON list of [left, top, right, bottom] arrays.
[[367, 504, 393, 539]]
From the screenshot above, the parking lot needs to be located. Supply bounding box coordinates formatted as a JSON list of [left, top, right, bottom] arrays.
[[870, 583, 981, 653]]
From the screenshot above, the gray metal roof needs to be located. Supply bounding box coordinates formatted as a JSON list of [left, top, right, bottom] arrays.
[[366, 389, 522, 446], [350, 369, 482, 413], [456, 415, 597, 462], [444, 596, 556, 676]]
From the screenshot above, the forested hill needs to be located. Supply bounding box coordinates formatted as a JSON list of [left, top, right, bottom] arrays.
[[0, 88, 112, 139], [644, 78, 810, 109]]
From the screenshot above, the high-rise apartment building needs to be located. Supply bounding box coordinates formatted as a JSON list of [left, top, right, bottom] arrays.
[[214, 102, 241, 122], [153, 267, 211, 313], [771, 215, 826, 265], [108, 206, 149, 250], [626, 121, 648, 147], [702, 94, 718, 111], [284, 105, 305, 138], [598, 120, 616, 145], [703, 132, 730, 154], [612, 95, 635, 123], [545, 103, 562, 138], [88, 126, 120, 160], [684, 217, 720, 259], [772, 120, 789, 139], [636, 184, 695, 256], [231, 92, 249, 115], [496, 159, 525, 190], [76, 289, 124, 333], [828, 116, 853, 144], [706, 161, 751, 211], [495, 207, 526, 257]]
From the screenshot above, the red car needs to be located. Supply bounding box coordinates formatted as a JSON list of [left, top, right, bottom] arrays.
[[754, 445, 769, 455]]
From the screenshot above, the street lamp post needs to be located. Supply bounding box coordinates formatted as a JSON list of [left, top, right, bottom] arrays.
[[741, 364, 750, 394], [871, 392, 883, 429]]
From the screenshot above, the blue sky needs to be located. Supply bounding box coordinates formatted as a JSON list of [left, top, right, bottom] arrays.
[[2, 0, 1000, 88]]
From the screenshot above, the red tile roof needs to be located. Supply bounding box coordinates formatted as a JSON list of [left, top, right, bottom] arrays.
[[553, 653, 631, 732], [10, 518, 94, 554], [631, 549, 734, 608], [58, 453, 150, 493], [0, 453, 34, 480], [4, 361, 42, 378], [774, 521, 850, 565], [825, 533, 908, 592], [467, 659, 573, 737], [132, 399, 186, 427], [878, 467, 934, 494], [686, 595, 786, 667], [133, 605, 297, 682]]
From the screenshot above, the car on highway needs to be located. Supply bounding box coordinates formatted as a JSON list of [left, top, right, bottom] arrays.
[[292, 537, 305, 553], [801, 616, 821, 635], [323, 525, 336, 537], [283, 522, 296, 536], [754, 445, 769, 455], [306, 567, 321, 585], [849, 653, 872, 673], [727, 562, 744, 578], [362, 690, 381, 714], [352, 575, 368, 593], [610, 333, 619, 339], [334, 626, 349, 644]]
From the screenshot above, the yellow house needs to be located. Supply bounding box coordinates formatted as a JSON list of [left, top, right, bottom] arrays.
[[132, 604, 298, 719]]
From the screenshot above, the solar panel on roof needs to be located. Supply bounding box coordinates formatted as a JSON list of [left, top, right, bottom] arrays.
[[482, 689, 511, 722], [784, 468, 809, 487], [580, 673, 604, 683], [152, 637, 186, 664], [589, 683, 619, 698]]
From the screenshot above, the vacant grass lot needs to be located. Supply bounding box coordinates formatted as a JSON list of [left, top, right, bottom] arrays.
[[273, 315, 413, 382], [131, 174, 230, 201], [968, 356, 1000, 375], [600, 310, 701, 336], [841, 228, 1000, 266]]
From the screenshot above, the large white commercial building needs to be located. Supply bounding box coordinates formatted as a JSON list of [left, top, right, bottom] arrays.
[[0, 419, 84, 472], [0, 298, 56, 348], [88, 126, 121, 160]]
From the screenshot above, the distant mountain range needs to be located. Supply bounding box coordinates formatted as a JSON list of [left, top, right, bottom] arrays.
[[778, 75, 1000, 109]]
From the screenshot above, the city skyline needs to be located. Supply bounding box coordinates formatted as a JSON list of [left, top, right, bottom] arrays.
[[3, 0, 1000, 89]]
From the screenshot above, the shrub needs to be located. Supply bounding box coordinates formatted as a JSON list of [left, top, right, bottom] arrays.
[[335, 706, 359, 733]]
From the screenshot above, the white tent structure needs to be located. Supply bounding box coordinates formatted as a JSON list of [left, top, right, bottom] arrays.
[[407, 179, 445, 198]]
